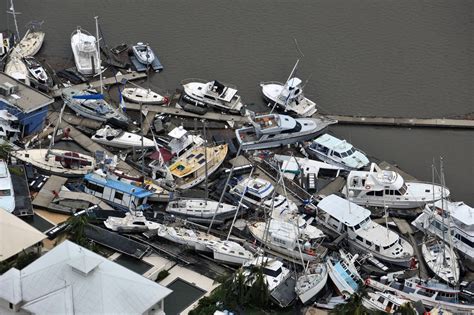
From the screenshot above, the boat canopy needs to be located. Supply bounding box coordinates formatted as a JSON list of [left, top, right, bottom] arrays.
[[72, 94, 104, 100]]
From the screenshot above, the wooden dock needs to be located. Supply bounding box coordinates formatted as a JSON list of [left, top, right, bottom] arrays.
[[326, 115, 474, 129], [32, 175, 68, 209], [51, 71, 147, 97]]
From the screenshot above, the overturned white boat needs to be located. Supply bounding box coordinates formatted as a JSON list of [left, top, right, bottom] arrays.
[[343, 163, 450, 209], [91, 125, 155, 148], [122, 87, 168, 105], [295, 263, 328, 304], [104, 211, 161, 233], [71, 27, 99, 75], [235, 114, 336, 151]]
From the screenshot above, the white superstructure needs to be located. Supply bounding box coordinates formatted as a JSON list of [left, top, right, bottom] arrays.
[[0, 160, 15, 213], [92, 125, 155, 148], [70, 27, 99, 75]]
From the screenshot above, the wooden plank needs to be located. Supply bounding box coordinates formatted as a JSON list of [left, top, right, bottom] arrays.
[[32, 175, 68, 208]]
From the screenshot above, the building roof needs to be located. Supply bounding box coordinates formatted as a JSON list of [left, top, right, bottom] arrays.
[[0, 240, 172, 314], [0, 209, 46, 262], [0, 73, 53, 113], [317, 194, 371, 227], [85, 173, 154, 199]]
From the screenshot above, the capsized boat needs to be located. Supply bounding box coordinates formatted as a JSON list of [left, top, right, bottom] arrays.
[[421, 236, 459, 285], [180, 79, 246, 115], [168, 144, 228, 189], [9, 21, 45, 58], [91, 125, 154, 148], [343, 163, 450, 209], [62, 88, 129, 123], [104, 211, 161, 233], [235, 114, 336, 151], [122, 87, 168, 105], [10, 149, 95, 177], [0, 160, 15, 213], [295, 263, 328, 304], [260, 60, 317, 117], [23, 56, 53, 87], [71, 27, 99, 75], [4, 56, 30, 86]]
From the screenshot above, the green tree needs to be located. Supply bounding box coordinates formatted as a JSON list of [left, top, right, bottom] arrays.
[[245, 266, 269, 308], [0, 142, 11, 160], [331, 284, 370, 315], [66, 214, 89, 247], [396, 302, 417, 315]]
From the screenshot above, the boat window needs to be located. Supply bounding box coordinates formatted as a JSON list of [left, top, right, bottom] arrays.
[[0, 189, 11, 196], [455, 233, 474, 248], [134, 222, 146, 226], [394, 190, 402, 195], [195, 153, 204, 159], [356, 235, 363, 242], [366, 240, 372, 246], [262, 267, 282, 278], [114, 192, 123, 200], [377, 296, 384, 303], [399, 183, 408, 195], [375, 245, 380, 252], [245, 192, 262, 202], [366, 191, 376, 196], [136, 94, 142, 98], [333, 152, 342, 158], [340, 152, 348, 158], [86, 181, 104, 194], [282, 122, 302, 133], [354, 224, 361, 230]]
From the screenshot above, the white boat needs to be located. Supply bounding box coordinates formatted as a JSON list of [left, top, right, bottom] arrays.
[[0, 160, 15, 213], [295, 263, 328, 304], [362, 292, 412, 314], [326, 249, 362, 298], [235, 114, 336, 151], [71, 27, 100, 75], [412, 200, 474, 264], [0, 110, 20, 144], [180, 79, 246, 114], [104, 211, 161, 233], [166, 198, 239, 222], [62, 88, 129, 123], [421, 237, 459, 285], [122, 87, 168, 105], [157, 224, 219, 252], [305, 134, 370, 170], [317, 194, 414, 267], [168, 144, 228, 189], [343, 163, 450, 209], [132, 42, 155, 64], [91, 125, 155, 148], [314, 296, 347, 310], [247, 220, 325, 262], [260, 60, 317, 117], [241, 255, 290, 293], [4, 56, 30, 86], [23, 56, 52, 87], [9, 22, 45, 58], [207, 240, 254, 265], [10, 149, 95, 177], [274, 154, 343, 179]]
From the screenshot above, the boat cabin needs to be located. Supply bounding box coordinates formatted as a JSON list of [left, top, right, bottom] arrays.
[[83, 173, 153, 211], [231, 176, 274, 205], [204, 80, 238, 103]]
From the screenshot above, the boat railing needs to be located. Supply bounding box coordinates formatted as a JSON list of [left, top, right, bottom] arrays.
[[260, 80, 284, 86]]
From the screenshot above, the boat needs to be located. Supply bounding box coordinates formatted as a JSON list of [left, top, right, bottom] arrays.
[[157, 224, 220, 252], [4, 56, 30, 86], [362, 292, 412, 313], [9, 21, 45, 58], [421, 236, 459, 285], [104, 211, 161, 233], [317, 194, 414, 267], [207, 240, 254, 265], [326, 249, 362, 298], [342, 163, 450, 209], [10, 149, 95, 177], [235, 114, 336, 151], [168, 144, 228, 189], [314, 296, 347, 310], [0, 30, 14, 57], [273, 154, 343, 179], [247, 220, 325, 262], [304, 134, 370, 170], [0, 160, 15, 213], [111, 42, 128, 55], [295, 263, 328, 304], [83, 173, 154, 211], [166, 198, 240, 223], [71, 27, 100, 75], [23, 56, 52, 87], [91, 125, 155, 148], [180, 79, 246, 115], [0, 110, 20, 144], [260, 60, 317, 117], [122, 87, 168, 105], [62, 88, 129, 123], [366, 276, 474, 313], [131, 42, 163, 72], [413, 200, 474, 264]]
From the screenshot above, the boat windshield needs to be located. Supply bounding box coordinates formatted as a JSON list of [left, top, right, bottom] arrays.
[[398, 182, 408, 195], [262, 267, 282, 278], [340, 147, 356, 157], [0, 189, 11, 196]]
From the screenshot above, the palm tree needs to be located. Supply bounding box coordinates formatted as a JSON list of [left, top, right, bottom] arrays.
[[396, 302, 417, 315], [66, 214, 89, 247], [331, 284, 370, 315], [245, 266, 269, 308], [0, 142, 12, 160]]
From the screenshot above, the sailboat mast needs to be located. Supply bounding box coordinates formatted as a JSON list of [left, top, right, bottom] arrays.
[[94, 16, 103, 94], [7, 0, 21, 42]]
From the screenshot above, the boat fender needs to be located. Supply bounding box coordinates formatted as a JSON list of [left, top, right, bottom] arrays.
[[364, 278, 371, 286], [365, 185, 371, 189]]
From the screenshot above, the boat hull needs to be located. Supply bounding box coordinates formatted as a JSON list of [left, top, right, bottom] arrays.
[[296, 269, 328, 304]]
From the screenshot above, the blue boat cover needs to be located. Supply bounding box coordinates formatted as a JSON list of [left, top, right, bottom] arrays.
[[72, 94, 105, 100]]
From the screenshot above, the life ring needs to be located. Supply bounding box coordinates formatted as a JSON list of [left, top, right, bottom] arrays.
[[365, 185, 371, 190], [305, 249, 315, 256], [365, 278, 371, 286]]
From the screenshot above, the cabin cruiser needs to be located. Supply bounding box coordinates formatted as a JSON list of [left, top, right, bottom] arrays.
[[367, 276, 474, 313], [91, 125, 155, 148], [11, 149, 95, 177], [168, 144, 228, 189], [235, 114, 336, 151], [104, 211, 161, 233], [4, 56, 30, 86], [62, 88, 129, 123], [412, 200, 474, 263], [180, 79, 246, 114], [295, 263, 328, 304], [273, 154, 343, 180], [317, 194, 414, 267], [122, 87, 168, 105], [326, 249, 362, 298], [260, 60, 317, 117], [247, 220, 325, 262], [71, 27, 99, 75], [305, 134, 369, 170], [157, 224, 220, 252], [9, 22, 45, 58], [165, 198, 240, 223], [207, 240, 254, 265], [343, 163, 450, 209], [362, 292, 411, 314], [421, 236, 459, 285], [0, 160, 15, 213], [153, 126, 205, 158], [23, 56, 52, 88]]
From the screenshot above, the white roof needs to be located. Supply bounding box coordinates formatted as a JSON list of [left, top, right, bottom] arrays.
[[0, 240, 172, 314], [317, 194, 371, 227], [168, 126, 188, 139], [436, 200, 474, 226], [0, 268, 22, 304], [0, 210, 46, 262]]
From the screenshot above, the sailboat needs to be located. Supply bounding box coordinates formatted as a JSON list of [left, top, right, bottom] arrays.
[[4, 56, 29, 86], [10, 21, 45, 59], [295, 262, 328, 304]]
